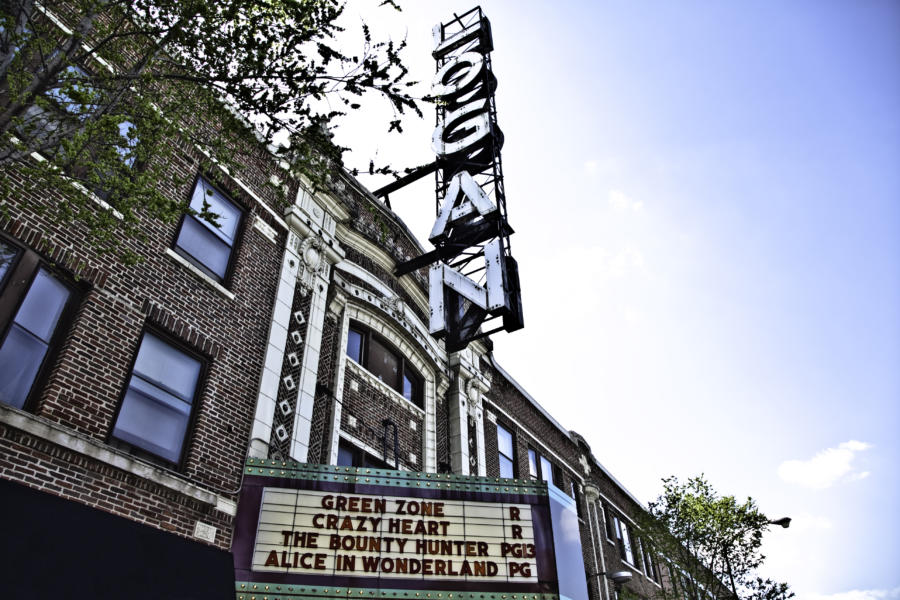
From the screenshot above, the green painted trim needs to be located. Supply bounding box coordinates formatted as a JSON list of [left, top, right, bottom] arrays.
[[235, 581, 558, 600], [244, 458, 549, 496]]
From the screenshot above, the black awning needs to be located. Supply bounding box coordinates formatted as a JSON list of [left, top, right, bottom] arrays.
[[0, 477, 234, 599]]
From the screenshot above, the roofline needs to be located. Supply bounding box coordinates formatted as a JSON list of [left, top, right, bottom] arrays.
[[487, 353, 647, 511], [487, 353, 571, 436]]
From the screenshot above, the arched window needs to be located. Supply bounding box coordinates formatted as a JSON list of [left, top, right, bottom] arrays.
[[345, 322, 423, 409]]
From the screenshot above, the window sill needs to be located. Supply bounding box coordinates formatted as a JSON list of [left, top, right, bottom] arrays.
[[0, 403, 235, 515], [11, 134, 125, 220], [345, 359, 425, 415], [165, 248, 236, 301]]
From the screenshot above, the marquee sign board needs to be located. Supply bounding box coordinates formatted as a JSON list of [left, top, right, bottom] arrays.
[[392, 7, 524, 352], [232, 458, 565, 596]]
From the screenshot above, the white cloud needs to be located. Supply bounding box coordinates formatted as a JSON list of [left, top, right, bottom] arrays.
[[838, 440, 871, 452], [584, 160, 599, 175], [777, 440, 873, 489], [608, 189, 644, 212], [801, 587, 900, 600]]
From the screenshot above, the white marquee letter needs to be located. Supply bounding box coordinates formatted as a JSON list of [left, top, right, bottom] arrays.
[[429, 171, 497, 243]]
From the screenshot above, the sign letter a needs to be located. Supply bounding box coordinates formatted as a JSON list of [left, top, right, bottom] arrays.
[[429, 171, 498, 243]]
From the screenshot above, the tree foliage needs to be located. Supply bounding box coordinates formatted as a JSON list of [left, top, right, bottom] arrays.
[[0, 0, 420, 263], [638, 475, 792, 600]]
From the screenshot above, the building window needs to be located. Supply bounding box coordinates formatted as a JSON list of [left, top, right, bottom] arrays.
[[0, 241, 17, 286], [336, 440, 389, 469], [604, 504, 615, 541], [641, 538, 659, 582], [527, 447, 560, 488], [677, 573, 695, 600], [173, 175, 242, 282], [608, 512, 637, 566], [0, 240, 77, 410], [540, 454, 555, 486], [46, 64, 95, 114], [496, 423, 515, 478], [110, 331, 203, 465], [345, 323, 423, 409]]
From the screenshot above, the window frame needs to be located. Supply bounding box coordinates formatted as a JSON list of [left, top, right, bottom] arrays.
[[0, 235, 82, 412], [107, 327, 208, 470], [526, 447, 562, 489], [345, 322, 424, 410], [496, 422, 516, 478], [607, 509, 639, 567], [641, 537, 660, 582], [172, 173, 245, 285], [603, 503, 616, 542]]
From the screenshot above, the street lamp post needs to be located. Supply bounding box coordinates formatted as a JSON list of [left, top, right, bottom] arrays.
[[724, 517, 791, 600]]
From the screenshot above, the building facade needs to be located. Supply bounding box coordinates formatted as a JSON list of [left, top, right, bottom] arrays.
[[3, 143, 678, 598], [2, 10, 686, 600]]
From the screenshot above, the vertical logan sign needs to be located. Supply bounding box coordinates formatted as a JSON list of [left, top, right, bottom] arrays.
[[232, 460, 561, 595], [394, 7, 524, 352]]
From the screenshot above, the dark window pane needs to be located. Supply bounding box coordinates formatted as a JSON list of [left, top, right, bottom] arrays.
[[402, 371, 420, 406], [15, 269, 70, 341], [0, 324, 48, 409], [499, 455, 514, 479], [497, 424, 513, 458], [346, 328, 363, 363], [606, 509, 617, 540], [337, 443, 356, 467], [175, 217, 232, 279], [367, 336, 399, 389], [189, 179, 240, 243], [0, 240, 17, 285], [364, 453, 388, 469]]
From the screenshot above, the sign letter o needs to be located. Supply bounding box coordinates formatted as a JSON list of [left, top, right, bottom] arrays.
[[432, 52, 485, 98]]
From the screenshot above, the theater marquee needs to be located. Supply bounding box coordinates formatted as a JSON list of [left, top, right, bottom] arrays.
[[252, 490, 537, 581], [232, 459, 563, 595]]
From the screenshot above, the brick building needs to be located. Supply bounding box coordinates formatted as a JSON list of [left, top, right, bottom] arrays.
[[3, 14, 689, 600], [1, 141, 691, 600], [1, 111, 294, 594], [3, 138, 686, 598]]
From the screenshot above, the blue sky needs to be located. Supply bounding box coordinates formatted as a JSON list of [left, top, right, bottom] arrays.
[[334, 1, 900, 598]]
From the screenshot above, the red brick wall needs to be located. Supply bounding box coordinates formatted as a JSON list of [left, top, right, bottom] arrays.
[[0, 424, 234, 547], [340, 365, 425, 471], [2, 135, 286, 548]]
